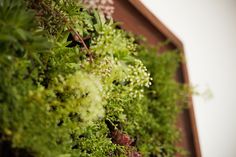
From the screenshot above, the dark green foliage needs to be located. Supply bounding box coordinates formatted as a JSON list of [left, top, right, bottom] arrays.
[[0, 0, 190, 157], [133, 47, 189, 156]]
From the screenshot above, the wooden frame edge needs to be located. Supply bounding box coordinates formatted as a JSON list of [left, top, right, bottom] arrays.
[[129, 0, 184, 49]]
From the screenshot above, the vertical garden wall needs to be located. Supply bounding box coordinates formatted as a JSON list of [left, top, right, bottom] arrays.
[[0, 0, 190, 156]]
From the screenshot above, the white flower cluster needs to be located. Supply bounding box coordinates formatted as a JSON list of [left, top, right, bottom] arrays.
[[95, 57, 114, 78], [126, 59, 152, 98], [82, 0, 114, 19]]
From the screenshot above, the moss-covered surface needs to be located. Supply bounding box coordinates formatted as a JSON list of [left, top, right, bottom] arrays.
[[0, 0, 189, 156]]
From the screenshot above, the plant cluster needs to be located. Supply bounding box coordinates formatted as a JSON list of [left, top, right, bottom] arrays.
[[0, 0, 189, 157]]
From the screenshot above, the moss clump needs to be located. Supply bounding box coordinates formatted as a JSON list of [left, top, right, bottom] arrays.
[[0, 0, 189, 157]]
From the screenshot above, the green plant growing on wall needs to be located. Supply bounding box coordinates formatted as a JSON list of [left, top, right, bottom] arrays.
[[0, 0, 190, 157]]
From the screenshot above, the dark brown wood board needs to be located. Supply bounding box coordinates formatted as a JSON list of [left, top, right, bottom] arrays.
[[112, 1, 201, 157]]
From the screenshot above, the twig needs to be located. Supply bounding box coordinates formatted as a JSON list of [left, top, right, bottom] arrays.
[[37, 1, 93, 63], [68, 28, 93, 63]]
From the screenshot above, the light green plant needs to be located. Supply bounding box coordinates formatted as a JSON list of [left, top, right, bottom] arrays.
[[0, 0, 190, 157]]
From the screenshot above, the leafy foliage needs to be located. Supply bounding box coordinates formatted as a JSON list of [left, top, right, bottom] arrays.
[[0, 0, 189, 157]]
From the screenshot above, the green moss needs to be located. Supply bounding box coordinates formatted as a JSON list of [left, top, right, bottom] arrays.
[[0, 0, 190, 157]]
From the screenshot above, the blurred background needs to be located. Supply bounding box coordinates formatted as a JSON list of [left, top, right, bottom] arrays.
[[140, 0, 236, 157]]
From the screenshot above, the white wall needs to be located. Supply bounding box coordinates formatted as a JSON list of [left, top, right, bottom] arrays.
[[140, 0, 236, 157]]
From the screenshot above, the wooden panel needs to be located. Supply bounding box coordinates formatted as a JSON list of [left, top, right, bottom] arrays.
[[112, 1, 201, 157]]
